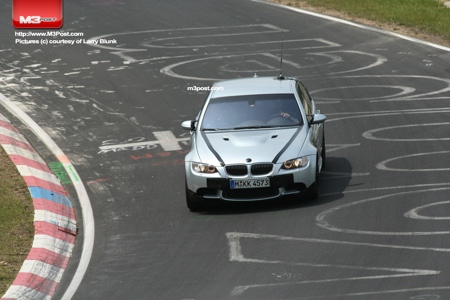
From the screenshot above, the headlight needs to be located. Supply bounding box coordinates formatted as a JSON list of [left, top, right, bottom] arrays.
[[281, 156, 309, 170], [192, 162, 218, 174]]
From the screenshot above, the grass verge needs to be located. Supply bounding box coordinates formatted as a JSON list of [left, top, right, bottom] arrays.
[[272, 0, 450, 47], [0, 146, 34, 296]]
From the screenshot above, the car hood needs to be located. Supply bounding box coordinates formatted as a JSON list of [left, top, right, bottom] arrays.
[[198, 127, 306, 165]]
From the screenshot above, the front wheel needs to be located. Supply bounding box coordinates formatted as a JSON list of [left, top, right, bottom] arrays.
[[320, 135, 326, 170], [305, 182, 319, 200], [186, 192, 205, 212], [185, 181, 206, 212], [305, 154, 320, 200]]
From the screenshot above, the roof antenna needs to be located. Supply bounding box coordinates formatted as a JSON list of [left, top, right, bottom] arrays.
[[277, 30, 285, 80]]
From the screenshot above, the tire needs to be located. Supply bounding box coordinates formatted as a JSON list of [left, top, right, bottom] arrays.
[[305, 154, 320, 200], [185, 181, 206, 212], [305, 182, 319, 200], [320, 132, 327, 171], [321, 135, 326, 170]]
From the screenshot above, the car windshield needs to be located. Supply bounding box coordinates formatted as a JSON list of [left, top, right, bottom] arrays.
[[201, 94, 303, 130]]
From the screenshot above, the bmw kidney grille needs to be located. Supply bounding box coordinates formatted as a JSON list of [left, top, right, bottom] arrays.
[[225, 164, 273, 176]]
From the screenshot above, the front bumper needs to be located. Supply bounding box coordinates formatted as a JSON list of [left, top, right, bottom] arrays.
[[198, 175, 306, 201], [185, 161, 316, 202]]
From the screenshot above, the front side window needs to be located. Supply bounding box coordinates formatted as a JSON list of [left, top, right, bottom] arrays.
[[297, 82, 313, 123], [201, 94, 303, 130]]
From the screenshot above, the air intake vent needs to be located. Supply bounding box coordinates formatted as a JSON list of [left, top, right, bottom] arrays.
[[251, 164, 273, 175], [226, 165, 247, 176]]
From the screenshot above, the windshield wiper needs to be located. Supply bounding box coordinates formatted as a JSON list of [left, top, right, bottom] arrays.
[[202, 128, 221, 131], [233, 125, 273, 130]]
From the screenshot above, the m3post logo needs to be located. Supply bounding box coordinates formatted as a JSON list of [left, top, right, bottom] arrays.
[[12, 0, 63, 29]]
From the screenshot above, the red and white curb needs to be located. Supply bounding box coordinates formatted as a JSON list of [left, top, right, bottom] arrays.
[[0, 112, 77, 300]]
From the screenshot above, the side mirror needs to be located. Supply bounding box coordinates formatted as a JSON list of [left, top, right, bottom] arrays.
[[310, 113, 326, 125], [182, 120, 197, 131]]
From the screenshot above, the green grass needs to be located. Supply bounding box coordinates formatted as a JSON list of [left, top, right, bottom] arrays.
[[0, 146, 34, 296], [277, 0, 450, 46]]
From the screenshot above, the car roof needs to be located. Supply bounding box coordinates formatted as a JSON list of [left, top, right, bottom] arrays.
[[210, 76, 297, 98]]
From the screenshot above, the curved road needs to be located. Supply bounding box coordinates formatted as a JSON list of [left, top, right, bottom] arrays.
[[1, 0, 450, 299]]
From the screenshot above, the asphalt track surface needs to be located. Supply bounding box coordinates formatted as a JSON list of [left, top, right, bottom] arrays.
[[1, 0, 450, 299]]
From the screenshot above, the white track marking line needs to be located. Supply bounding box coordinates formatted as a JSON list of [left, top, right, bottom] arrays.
[[227, 232, 442, 296], [0, 92, 94, 300]]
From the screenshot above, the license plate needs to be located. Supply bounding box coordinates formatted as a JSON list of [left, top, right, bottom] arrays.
[[230, 178, 270, 189]]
